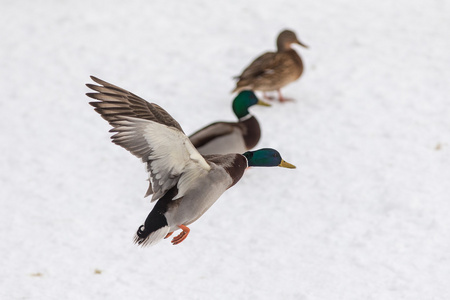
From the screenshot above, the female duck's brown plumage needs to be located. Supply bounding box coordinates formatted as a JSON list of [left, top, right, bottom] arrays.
[[233, 29, 308, 102]]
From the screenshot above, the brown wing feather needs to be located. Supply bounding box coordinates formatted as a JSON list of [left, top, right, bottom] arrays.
[[234, 50, 302, 92], [238, 52, 277, 80], [86, 76, 184, 133]]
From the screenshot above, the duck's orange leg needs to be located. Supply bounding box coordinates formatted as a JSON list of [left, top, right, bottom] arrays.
[[277, 89, 294, 102], [171, 225, 190, 245], [263, 91, 276, 101], [164, 232, 173, 239]]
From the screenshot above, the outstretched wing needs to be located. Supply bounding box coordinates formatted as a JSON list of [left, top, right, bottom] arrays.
[[87, 76, 184, 132], [87, 76, 210, 202]]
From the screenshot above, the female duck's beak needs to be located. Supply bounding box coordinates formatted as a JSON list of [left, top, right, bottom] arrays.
[[279, 160, 296, 169], [296, 39, 308, 49]]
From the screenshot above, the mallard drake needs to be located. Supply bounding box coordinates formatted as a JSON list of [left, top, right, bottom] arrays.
[[233, 29, 308, 102], [189, 90, 270, 156], [87, 76, 296, 246]]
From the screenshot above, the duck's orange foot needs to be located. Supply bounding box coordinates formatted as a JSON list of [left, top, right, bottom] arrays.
[[164, 232, 173, 239], [279, 97, 295, 103], [171, 225, 190, 245], [277, 89, 295, 103], [263, 92, 276, 101]]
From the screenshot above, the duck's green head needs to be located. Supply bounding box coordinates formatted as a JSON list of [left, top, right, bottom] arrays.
[[243, 148, 296, 168], [232, 90, 270, 119]]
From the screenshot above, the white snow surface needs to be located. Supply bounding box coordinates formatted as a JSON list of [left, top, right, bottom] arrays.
[[1, 0, 450, 299]]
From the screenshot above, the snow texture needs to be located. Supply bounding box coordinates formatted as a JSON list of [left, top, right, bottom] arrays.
[[1, 0, 450, 299]]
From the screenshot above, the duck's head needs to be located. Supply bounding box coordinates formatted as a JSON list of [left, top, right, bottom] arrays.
[[243, 148, 296, 168], [277, 29, 308, 51], [232, 90, 271, 119]]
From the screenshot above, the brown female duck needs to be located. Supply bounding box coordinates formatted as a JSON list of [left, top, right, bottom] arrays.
[[233, 29, 308, 102]]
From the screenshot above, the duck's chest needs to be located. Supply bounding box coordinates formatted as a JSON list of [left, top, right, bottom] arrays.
[[240, 116, 261, 150], [285, 50, 304, 79], [165, 168, 233, 228]]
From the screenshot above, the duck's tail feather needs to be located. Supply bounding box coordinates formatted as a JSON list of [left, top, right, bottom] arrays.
[[133, 209, 170, 247], [231, 75, 244, 93], [134, 225, 170, 247], [232, 85, 245, 93], [232, 81, 252, 94]]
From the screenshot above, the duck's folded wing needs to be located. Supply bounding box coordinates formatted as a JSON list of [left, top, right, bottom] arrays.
[[238, 52, 277, 80], [189, 122, 238, 148], [87, 77, 210, 202]]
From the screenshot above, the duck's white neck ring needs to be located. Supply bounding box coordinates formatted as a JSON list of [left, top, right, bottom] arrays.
[[238, 114, 253, 122], [242, 155, 249, 167]]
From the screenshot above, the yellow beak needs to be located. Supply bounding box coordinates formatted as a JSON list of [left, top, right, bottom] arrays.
[[279, 159, 296, 169], [257, 99, 271, 107]]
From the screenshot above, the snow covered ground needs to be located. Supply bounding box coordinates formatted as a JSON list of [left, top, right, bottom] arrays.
[[1, 0, 450, 299]]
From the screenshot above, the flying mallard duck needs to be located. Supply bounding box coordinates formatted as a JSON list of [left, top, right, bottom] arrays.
[[189, 90, 270, 156], [87, 76, 296, 246], [233, 29, 308, 102]]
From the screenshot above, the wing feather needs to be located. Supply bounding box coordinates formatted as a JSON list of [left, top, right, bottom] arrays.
[[238, 52, 277, 80], [87, 76, 184, 132]]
